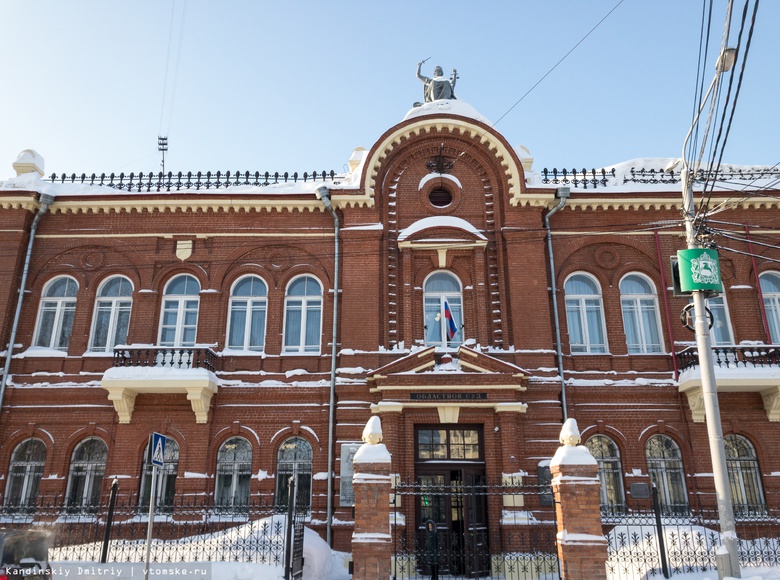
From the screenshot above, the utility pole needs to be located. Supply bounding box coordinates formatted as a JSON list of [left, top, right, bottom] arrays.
[[678, 46, 740, 578]]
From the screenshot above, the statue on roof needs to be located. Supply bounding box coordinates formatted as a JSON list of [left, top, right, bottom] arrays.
[[416, 60, 457, 103]]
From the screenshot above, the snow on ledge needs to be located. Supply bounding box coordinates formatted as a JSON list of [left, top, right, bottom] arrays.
[[398, 216, 486, 241], [402, 99, 491, 126]]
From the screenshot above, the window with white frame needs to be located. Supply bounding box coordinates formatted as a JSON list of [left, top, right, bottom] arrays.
[[158, 275, 200, 347], [66, 438, 107, 510], [564, 273, 608, 354], [423, 272, 463, 348], [620, 274, 663, 354], [645, 435, 688, 514], [139, 438, 179, 509], [89, 276, 133, 352], [215, 437, 252, 506], [34, 276, 78, 351], [227, 276, 267, 351], [760, 272, 780, 343], [283, 276, 322, 353], [725, 434, 766, 514], [697, 295, 734, 345], [4, 439, 46, 509], [585, 435, 625, 513], [274, 437, 312, 511]]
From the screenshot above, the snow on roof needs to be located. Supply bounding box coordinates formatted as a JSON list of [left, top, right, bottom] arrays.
[[398, 216, 486, 241], [403, 99, 491, 125]]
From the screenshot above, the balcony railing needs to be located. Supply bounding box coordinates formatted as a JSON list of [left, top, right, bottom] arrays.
[[676, 345, 780, 373], [113, 347, 217, 372]]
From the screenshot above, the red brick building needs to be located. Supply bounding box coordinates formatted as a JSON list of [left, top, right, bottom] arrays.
[[1, 99, 780, 557]]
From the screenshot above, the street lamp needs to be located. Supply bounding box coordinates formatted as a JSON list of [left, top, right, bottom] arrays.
[[679, 47, 740, 578]]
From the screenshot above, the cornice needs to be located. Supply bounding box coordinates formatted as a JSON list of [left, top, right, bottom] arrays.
[[515, 193, 780, 211], [41, 194, 365, 215], [0, 195, 40, 211]]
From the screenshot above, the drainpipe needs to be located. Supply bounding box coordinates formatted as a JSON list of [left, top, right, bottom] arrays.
[[0, 192, 55, 416], [544, 187, 570, 422], [315, 185, 340, 546]]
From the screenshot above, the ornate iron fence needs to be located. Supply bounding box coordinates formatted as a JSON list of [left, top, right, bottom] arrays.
[[391, 480, 560, 579], [47, 170, 339, 192], [0, 496, 287, 565], [604, 505, 780, 579]]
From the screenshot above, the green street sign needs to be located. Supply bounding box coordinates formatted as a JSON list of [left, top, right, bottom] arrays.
[[677, 248, 723, 292]]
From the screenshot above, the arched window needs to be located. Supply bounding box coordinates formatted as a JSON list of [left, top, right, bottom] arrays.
[[564, 274, 608, 354], [620, 274, 663, 354], [139, 438, 179, 509], [585, 435, 625, 514], [274, 437, 313, 511], [725, 434, 766, 515], [158, 274, 200, 347], [227, 276, 267, 351], [423, 272, 463, 348], [89, 276, 133, 352], [5, 439, 46, 509], [215, 437, 252, 506], [66, 438, 108, 510], [34, 276, 78, 351], [760, 272, 780, 342], [645, 435, 688, 514], [283, 276, 322, 353]]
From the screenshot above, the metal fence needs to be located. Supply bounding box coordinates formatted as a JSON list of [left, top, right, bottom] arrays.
[[391, 480, 560, 580], [0, 496, 288, 566], [604, 504, 780, 579]]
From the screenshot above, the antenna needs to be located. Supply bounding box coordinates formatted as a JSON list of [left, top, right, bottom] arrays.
[[158, 136, 168, 175]]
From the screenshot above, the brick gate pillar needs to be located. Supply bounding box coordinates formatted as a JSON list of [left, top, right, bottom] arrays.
[[550, 418, 608, 580], [351, 416, 392, 580]]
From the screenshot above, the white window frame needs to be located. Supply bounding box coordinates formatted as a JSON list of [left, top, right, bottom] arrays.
[[423, 271, 464, 348], [760, 272, 780, 343], [158, 275, 200, 348], [619, 273, 664, 354], [215, 437, 252, 507], [88, 276, 133, 353], [645, 435, 688, 514], [706, 295, 734, 345], [585, 435, 625, 513], [274, 436, 313, 512], [282, 275, 322, 354], [564, 273, 609, 354], [33, 276, 79, 351], [725, 434, 766, 514], [4, 439, 46, 508], [66, 438, 107, 510], [226, 275, 268, 352]]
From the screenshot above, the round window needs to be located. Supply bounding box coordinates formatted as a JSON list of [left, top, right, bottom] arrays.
[[429, 188, 453, 207]]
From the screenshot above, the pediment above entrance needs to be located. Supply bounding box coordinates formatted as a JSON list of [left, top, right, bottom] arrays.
[[367, 345, 527, 392]]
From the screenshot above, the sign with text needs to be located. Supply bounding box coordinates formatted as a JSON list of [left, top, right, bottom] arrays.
[[409, 393, 487, 401]]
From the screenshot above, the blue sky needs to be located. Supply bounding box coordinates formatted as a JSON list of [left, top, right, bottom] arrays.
[[1, 1, 778, 179]]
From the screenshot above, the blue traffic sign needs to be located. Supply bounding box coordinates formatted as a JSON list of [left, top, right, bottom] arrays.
[[150, 432, 166, 468]]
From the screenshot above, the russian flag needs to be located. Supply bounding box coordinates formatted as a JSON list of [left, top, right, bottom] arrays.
[[443, 301, 458, 341]]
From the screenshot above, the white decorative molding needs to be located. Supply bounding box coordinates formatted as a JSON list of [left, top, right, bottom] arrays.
[[186, 386, 216, 424], [761, 387, 780, 422], [683, 388, 706, 423], [105, 388, 138, 424], [437, 406, 460, 424]]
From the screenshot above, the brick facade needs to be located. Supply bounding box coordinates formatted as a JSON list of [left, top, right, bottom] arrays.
[[1, 101, 780, 561]]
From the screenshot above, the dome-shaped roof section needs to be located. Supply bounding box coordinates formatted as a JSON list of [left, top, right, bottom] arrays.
[[403, 99, 491, 126]]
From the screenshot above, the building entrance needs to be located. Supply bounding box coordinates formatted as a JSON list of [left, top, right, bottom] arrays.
[[414, 426, 489, 577]]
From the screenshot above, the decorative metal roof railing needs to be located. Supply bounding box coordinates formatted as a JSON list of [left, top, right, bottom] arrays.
[[46, 169, 340, 192], [541, 166, 780, 189]]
